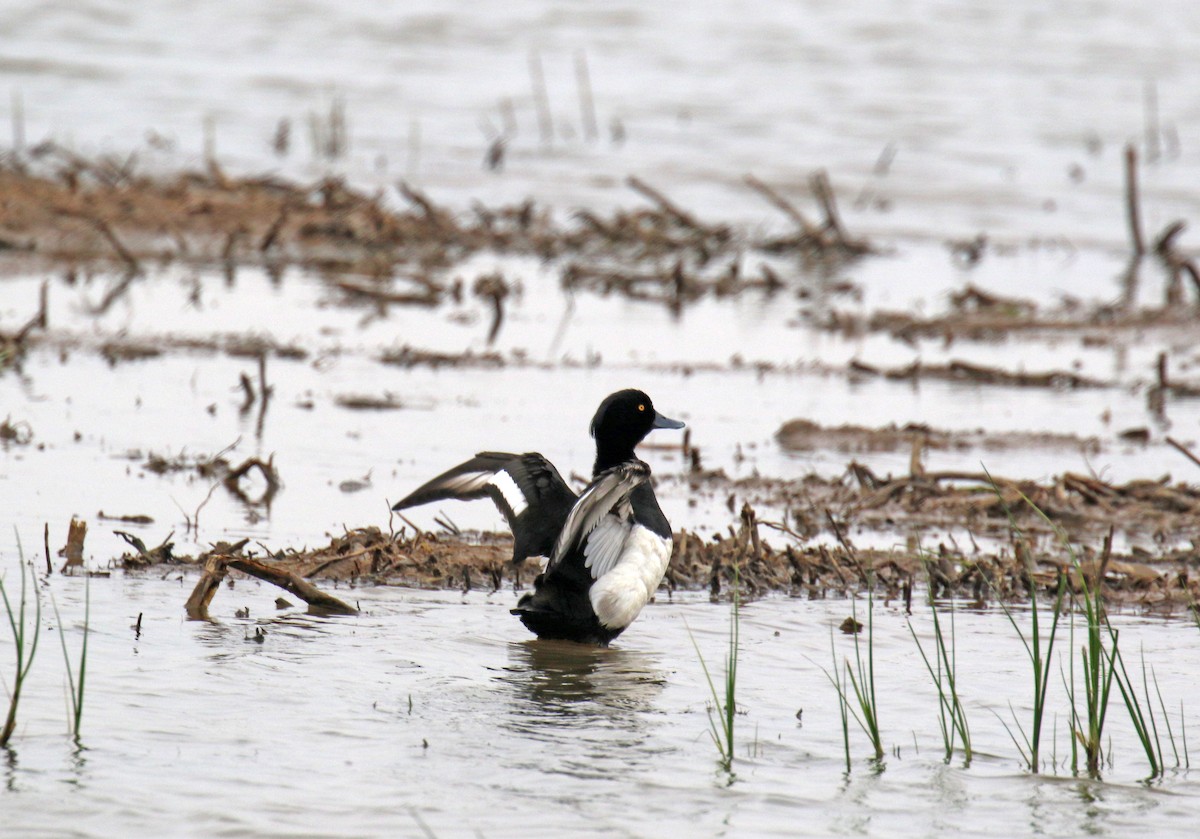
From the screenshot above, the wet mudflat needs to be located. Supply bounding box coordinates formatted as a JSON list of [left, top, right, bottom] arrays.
[[4, 0, 1200, 836]]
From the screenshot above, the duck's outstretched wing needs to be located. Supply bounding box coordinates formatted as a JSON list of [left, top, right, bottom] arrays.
[[546, 459, 651, 578], [392, 451, 576, 564]]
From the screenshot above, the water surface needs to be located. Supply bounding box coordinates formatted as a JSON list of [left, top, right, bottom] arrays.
[[2, 574, 1198, 837]]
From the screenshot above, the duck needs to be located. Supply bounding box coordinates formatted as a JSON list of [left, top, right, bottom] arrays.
[[391, 389, 685, 646]]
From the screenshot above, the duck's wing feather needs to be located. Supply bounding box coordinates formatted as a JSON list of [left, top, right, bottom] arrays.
[[547, 460, 650, 578], [392, 452, 576, 563], [580, 511, 634, 580]]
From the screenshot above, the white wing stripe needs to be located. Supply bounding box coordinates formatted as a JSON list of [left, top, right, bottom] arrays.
[[488, 470, 528, 516]]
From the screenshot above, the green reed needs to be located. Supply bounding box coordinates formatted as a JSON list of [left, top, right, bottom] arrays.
[[50, 575, 90, 740], [689, 561, 740, 774], [1068, 548, 1117, 778], [1011, 488, 1169, 779], [1, 535, 42, 747], [985, 470, 1067, 773], [1104, 638, 1162, 777], [825, 627, 852, 773], [1143, 658, 1189, 772], [908, 590, 971, 765], [1182, 701, 1191, 770], [846, 589, 883, 762], [819, 586, 883, 768]]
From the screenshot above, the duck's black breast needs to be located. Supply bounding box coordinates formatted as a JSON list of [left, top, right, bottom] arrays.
[[629, 483, 670, 538]]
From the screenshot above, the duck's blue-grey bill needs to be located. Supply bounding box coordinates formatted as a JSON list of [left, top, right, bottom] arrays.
[[652, 412, 685, 430]]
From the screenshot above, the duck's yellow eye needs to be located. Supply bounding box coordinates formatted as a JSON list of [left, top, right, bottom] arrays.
[[638, 404, 645, 412]]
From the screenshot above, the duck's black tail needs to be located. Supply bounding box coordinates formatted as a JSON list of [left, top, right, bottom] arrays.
[[511, 579, 623, 647]]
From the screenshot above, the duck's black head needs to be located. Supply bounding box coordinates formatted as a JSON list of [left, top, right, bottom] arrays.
[[589, 389, 685, 473]]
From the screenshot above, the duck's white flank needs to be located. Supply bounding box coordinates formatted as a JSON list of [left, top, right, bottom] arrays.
[[589, 527, 672, 629]]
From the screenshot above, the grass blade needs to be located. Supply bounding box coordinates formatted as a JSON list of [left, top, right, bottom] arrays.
[[1, 532, 42, 747]]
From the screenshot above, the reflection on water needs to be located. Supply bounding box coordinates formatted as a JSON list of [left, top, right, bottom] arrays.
[[500, 639, 666, 712], [495, 639, 670, 780], [2, 746, 18, 794]]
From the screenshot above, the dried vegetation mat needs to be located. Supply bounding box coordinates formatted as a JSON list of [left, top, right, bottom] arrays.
[[115, 460, 1200, 616], [0, 150, 874, 371], [0, 151, 868, 304]]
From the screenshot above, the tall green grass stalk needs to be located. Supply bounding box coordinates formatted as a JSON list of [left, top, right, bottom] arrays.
[[1104, 636, 1161, 777], [825, 628, 852, 774], [1143, 656, 1171, 771], [843, 588, 884, 762], [688, 562, 740, 773], [1062, 616, 1080, 774], [999, 484, 1116, 778], [991, 571, 1067, 773], [1182, 702, 1191, 769], [908, 594, 971, 765], [50, 576, 90, 740], [1008, 487, 1164, 780], [984, 468, 1067, 773], [1, 535, 42, 747], [1070, 540, 1117, 778]]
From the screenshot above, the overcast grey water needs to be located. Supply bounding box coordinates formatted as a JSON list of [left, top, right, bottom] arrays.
[[3, 1, 1200, 836]]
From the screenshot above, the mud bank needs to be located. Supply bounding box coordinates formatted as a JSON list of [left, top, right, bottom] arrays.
[[113, 461, 1200, 614]]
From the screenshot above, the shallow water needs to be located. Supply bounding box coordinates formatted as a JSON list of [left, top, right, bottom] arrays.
[[2, 573, 1198, 838], [3, 3, 1200, 835]]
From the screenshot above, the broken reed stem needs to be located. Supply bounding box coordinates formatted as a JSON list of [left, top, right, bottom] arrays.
[[742, 174, 822, 239], [11, 90, 24, 153], [60, 517, 87, 574], [574, 50, 598, 143], [1166, 436, 1200, 471], [809, 169, 851, 247], [528, 50, 553, 148], [60, 210, 141, 274], [185, 554, 357, 619], [1153, 221, 1200, 304], [626, 176, 704, 231], [1125, 144, 1145, 257], [238, 373, 256, 412], [259, 205, 289, 252], [13, 281, 48, 345], [1144, 81, 1161, 164], [396, 181, 449, 230], [43, 522, 51, 576], [92, 218, 140, 273], [256, 352, 272, 405]]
